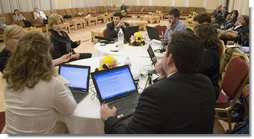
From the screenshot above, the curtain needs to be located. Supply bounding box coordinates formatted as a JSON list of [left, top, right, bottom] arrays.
[[228, 0, 249, 15], [0, 0, 51, 13]]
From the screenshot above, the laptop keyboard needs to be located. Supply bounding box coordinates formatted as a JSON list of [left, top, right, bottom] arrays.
[[108, 94, 138, 119], [71, 90, 88, 104]]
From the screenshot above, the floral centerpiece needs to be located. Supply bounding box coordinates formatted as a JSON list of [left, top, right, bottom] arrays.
[[129, 32, 145, 46], [95, 55, 117, 71]]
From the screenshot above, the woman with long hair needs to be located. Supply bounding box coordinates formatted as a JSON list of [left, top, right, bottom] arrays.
[[2, 32, 77, 134]]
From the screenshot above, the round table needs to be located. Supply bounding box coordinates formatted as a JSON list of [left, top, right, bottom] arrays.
[[63, 56, 155, 134], [94, 42, 164, 59]]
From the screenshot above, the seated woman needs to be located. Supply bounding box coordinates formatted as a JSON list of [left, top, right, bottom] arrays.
[[194, 23, 220, 100], [33, 7, 48, 24], [220, 10, 238, 30], [12, 9, 32, 27], [2, 32, 77, 134], [219, 15, 249, 45], [48, 13, 92, 60], [0, 25, 75, 72]]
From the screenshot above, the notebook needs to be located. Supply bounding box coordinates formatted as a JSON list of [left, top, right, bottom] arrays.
[[147, 44, 158, 65], [59, 64, 90, 103], [146, 26, 160, 40], [91, 65, 139, 119], [124, 26, 139, 43]]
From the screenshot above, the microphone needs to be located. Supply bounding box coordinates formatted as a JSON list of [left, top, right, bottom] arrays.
[[159, 32, 168, 53]]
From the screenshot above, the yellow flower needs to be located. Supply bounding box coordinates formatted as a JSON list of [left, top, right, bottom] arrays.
[[102, 55, 116, 67], [134, 32, 142, 38]]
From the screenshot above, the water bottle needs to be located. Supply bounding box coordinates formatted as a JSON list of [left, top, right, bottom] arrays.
[[118, 28, 124, 49], [124, 57, 131, 69]]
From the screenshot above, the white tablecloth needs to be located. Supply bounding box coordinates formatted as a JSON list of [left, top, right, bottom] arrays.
[[94, 42, 164, 58], [63, 56, 155, 134]]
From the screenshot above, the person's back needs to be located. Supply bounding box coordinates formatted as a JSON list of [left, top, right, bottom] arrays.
[[3, 76, 74, 134], [140, 73, 215, 133], [2, 32, 76, 134]]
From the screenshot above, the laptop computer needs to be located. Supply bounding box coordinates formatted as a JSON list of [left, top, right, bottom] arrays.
[[59, 64, 90, 103], [91, 65, 139, 119], [146, 26, 160, 41], [147, 44, 158, 65], [124, 26, 139, 43]]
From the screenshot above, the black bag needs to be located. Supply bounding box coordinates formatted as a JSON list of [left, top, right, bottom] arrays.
[[23, 20, 32, 27], [63, 15, 72, 19], [228, 117, 249, 134]]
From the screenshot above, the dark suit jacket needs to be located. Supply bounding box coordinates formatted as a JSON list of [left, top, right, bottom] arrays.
[[0, 48, 10, 72], [50, 30, 79, 59], [106, 21, 129, 39], [104, 72, 216, 134]]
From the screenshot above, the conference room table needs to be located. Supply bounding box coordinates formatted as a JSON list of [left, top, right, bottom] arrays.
[[62, 56, 156, 134], [94, 40, 164, 58]]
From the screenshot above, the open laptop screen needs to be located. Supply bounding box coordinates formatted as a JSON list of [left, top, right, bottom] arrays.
[[146, 26, 160, 40], [59, 65, 90, 91], [147, 44, 157, 65], [124, 26, 139, 43], [92, 66, 137, 101]]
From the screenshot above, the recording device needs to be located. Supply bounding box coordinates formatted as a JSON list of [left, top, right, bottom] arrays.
[[95, 36, 114, 44], [159, 33, 169, 53]]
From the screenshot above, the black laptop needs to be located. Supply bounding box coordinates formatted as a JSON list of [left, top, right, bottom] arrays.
[[146, 26, 160, 40], [124, 26, 140, 43], [147, 44, 158, 65], [59, 64, 90, 103], [91, 65, 139, 119]]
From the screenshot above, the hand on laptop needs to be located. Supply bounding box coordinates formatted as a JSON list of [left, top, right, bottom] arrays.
[[100, 103, 117, 121]]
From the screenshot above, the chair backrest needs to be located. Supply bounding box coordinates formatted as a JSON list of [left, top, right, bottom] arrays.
[[0, 111, 5, 133], [221, 54, 249, 99], [155, 25, 166, 36], [103, 28, 108, 37], [218, 40, 226, 61]]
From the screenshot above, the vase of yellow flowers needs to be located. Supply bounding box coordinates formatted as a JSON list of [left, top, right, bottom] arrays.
[[129, 32, 145, 46], [95, 55, 117, 72]]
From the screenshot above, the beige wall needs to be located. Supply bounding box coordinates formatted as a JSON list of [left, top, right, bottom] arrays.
[[55, 0, 71, 9], [189, 0, 204, 7], [125, 0, 137, 5], [175, 0, 186, 7], [206, 0, 221, 11], [101, 0, 110, 6], [152, 0, 173, 6], [112, 0, 122, 6], [139, 0, 150, 5]]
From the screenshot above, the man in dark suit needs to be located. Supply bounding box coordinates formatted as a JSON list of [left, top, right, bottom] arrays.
[[100, 31, 216, 134], [106, 11, 129, 39]]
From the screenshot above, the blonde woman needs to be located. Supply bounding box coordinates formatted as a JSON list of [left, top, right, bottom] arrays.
[[0, 25, 74, 72], [48, 13, 92, 60], [0, 25, 25, 72], [2, 32, 77, 134]]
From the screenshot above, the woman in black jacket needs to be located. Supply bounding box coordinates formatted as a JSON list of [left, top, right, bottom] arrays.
[[194, 23, 220, 100], [48, 13, 92, 60]]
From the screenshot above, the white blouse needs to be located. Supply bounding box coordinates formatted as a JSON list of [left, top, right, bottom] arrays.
[[2, 75, 77, 134], [33, 11, 47, 20]]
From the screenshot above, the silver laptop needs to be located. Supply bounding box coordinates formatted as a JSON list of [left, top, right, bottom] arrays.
[[59, 64, 90, 103], [91, 65, 139, 119]]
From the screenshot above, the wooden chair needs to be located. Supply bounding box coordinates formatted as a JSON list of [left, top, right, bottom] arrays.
[[0, 111, 5, 133], [103, 28, 108, 37], [155, 25, 166, 37], [215, 54, 249, 132], [218, 40, 226, 61]]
